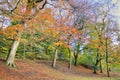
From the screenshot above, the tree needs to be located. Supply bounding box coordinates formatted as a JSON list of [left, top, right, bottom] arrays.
[[48, 0, 75, 68], [87, 0, 118, 76], [0, 0, 51, 67]]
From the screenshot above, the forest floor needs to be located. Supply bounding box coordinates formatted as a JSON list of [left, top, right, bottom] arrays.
[[0, 58, 120, 80]]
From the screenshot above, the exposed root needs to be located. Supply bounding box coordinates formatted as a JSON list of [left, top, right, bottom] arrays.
[[6, 62, 16, 68]]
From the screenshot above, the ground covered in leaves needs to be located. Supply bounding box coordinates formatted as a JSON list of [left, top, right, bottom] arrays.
[[0, 59, 119, 80]]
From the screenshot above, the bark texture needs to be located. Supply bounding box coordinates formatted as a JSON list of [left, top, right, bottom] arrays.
[[6, 40, 20, 67], [52, 48, 58, 68], [68, 48, 72, 69]]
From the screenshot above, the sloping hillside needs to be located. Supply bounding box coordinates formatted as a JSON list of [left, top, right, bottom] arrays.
[[0, 59, 119, 80]]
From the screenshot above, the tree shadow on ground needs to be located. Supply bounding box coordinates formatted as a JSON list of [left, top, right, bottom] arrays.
[[0, 58, 6, 62]]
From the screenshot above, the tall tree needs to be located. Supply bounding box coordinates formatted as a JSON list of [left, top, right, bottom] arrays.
[[0, 0, 50, 67], [89, 0, 118, 76]]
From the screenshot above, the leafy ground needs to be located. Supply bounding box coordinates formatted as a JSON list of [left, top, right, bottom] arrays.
[[0, 59, 120, 80]]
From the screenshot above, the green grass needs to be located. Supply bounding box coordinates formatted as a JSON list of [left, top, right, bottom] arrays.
[[65, 77, 120, 80], [113, 69, 120, 73]]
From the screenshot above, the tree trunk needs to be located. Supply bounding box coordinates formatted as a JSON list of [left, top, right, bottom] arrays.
[[99, 60, 103, 73], [93, 53, 99, 74], [52, 48, 58, 68], [68, 48, 72, 69], [93, 59, 99, 74], [74, 41, 80, 66], [106, 38, 110, 77], [74, 51, 78, 66], [6, 40, 20, 67], [106, 51, 109, 77], [23, 42, 26, 59]]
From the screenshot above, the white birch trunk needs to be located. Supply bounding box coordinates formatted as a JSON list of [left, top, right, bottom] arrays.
[[52, 48, 58, 68], [6, 40, 20, 67]]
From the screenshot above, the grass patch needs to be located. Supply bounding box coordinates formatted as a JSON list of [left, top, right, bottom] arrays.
[[65, 76, 120, 80]]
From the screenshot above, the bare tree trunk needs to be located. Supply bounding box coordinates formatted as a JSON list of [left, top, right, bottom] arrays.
[[22, 42, 26, 59], [106, 51, 109, 77], [6, 39, 20, 67], [93, 59, 99, 74], [74, 41, 80, 66], [74, 51, 78, 66], [106, 38, 110, 77], [93, 52, 99, 74], [52, 48, 58, 68], [68, 48, 72, 69], [99, 59, 103, 73]]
